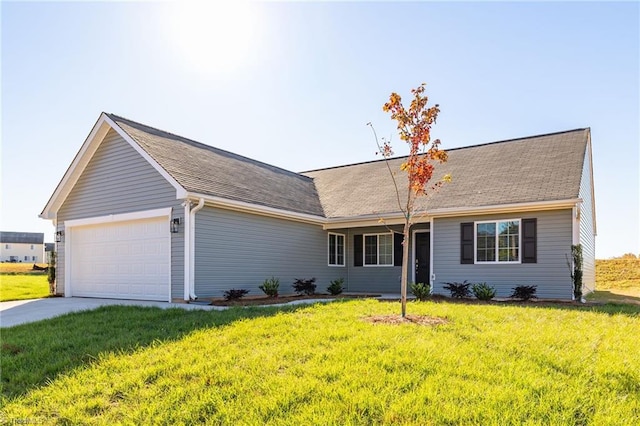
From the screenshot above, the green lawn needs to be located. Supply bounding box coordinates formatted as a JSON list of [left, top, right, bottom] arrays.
[[2, 300, 639, 424], [0, 274, 49, 302]]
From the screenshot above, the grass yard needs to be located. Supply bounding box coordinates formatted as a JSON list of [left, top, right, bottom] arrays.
[[590, 256, 640, 305], [0, 274, 49, 302], [2, 300, 639, 425], [0, 263, 51, 301]]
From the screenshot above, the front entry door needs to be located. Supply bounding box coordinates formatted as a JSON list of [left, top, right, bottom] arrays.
[[415, 232, 430, 284]]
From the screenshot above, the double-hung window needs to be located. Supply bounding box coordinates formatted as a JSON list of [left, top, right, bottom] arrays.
[[328, 233, 345, 266], [476, 219, 520, 263], [364, 233, 393, 266]]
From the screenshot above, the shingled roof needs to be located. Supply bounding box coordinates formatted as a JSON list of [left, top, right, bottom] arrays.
[[303, 129, 589, 219], [1, 232, 44, 244], [107, 114, 325, 217]]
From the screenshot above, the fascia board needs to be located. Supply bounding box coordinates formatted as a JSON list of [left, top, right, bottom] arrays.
[[323, 199, 581, 229], [586, 131, 597, 236], [40, 114, 112, 219], [324, 213, 421, 230], [185, 192, 327, 225], [39, 113, 190, 221], [104, 115, 188, 199], [428, 199, 582, 218]]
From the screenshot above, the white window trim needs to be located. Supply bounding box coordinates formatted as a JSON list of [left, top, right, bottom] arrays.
[[363, 232, 394, 267], [474, 219, 522, 264], [327, 232, 346, 267]]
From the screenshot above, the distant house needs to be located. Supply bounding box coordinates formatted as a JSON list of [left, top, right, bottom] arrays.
[[45, 243, 56, 263], [40, 113, 596, 302], [0, 232, 45, 263]]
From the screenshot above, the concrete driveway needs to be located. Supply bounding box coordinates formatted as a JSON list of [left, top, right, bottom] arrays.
[[0, 297, 224, 328], [1, 294, 398, 328]]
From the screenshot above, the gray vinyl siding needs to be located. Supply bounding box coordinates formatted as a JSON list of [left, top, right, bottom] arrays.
[[433, 210, 574, 299], [341, 225, 402, 293], [57, 129, 184, 299], [578, 147, 596, 294], [193, 207, 344, 297], [338, 223, 431, 293]]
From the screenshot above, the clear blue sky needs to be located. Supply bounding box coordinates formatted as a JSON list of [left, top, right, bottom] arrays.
[[2, 1, 638, 259]]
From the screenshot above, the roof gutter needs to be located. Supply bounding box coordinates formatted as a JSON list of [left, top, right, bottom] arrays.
[[323, 198, 582, 229], [186, 192, 326, 225], [428, 198, 582, 218]]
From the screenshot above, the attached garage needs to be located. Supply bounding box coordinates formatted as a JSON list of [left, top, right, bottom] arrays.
[[64, 209, 171, 302]]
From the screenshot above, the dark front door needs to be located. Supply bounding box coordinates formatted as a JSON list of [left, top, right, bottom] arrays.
[[415, 232, 430, 284]]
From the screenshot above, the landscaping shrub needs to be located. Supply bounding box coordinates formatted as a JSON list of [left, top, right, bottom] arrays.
[[47, 251, 56, 295], [223, 289, 250, 301], [410, 282, 431, 301], [443, 281, 472, 298], [259, 277, 280, 297], [292, 278, 317, 296], [510, 285, 537, 301], [569, 244, 583, 300], [472, 282, 496, 301], [327, 278, 344, 295]]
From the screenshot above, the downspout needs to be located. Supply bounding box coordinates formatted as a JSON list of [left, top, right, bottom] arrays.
[[429, 218, 434, 295], [189, 198, 205, 300], [182, 201, 192, 301]]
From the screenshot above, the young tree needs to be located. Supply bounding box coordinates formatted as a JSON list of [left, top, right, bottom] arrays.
[[369, 83, 450, 317]]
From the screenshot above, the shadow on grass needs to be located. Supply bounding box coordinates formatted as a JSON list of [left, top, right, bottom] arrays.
[[0, 304, 306, 401], [587, 290, 640, 306], [379, 294, 640, 317]]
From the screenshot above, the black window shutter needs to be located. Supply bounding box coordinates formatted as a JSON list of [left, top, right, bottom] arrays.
[[460, 222, 474, 264], [522, 218, 537, 263], [394, 233, 403, 267], [354, 234, 363, 267]]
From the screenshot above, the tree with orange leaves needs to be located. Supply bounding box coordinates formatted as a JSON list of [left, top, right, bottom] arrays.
[[368, 83, 450, 317]]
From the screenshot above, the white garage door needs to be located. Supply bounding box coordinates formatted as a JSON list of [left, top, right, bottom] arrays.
[[69, 216, 170, 301]]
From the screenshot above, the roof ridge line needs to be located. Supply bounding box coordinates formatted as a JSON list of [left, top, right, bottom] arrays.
[[301, 128, 589, 173]]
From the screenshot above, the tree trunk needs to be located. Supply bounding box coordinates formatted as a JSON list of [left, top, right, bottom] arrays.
[[400, 222, 411, 317]]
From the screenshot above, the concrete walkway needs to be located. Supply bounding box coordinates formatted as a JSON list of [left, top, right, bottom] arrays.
[[0, 297, 229, 328], [1, 294, 393, 328]]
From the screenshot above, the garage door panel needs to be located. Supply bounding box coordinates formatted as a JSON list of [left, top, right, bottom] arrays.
[[70, 215, 170, 301]]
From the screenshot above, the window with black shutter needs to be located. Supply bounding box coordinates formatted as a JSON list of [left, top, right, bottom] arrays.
[[460, 222, 474, 264], [354, 234, 363, 267], [394, 233, 404, 266], [522, 218, 537, 263]]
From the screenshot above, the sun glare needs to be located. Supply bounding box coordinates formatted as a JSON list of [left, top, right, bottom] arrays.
[[163, 1, 260, 78]]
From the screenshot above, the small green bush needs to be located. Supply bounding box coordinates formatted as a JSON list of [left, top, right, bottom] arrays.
[[292, 278, 316, 296], [327, 278, 344, 295], [223, 289, 250, 301], [259, 277, 280, 297], [472, 282, 496, 301], [510, 285, 537, 301], [47, 251, 56, 295], [410, 282, 431, 301], [443, 281, 472, 298]]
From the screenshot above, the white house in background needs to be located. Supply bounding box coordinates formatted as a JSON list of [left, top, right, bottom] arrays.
[[0, 232, 45, 263]]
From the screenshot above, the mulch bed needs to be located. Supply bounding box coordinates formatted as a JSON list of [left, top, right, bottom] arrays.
[[363, 314, 449, 326], [206, 293, 379, 307]]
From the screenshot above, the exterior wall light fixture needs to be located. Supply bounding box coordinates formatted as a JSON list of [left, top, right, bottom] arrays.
[[171, 218, 181, 233]]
